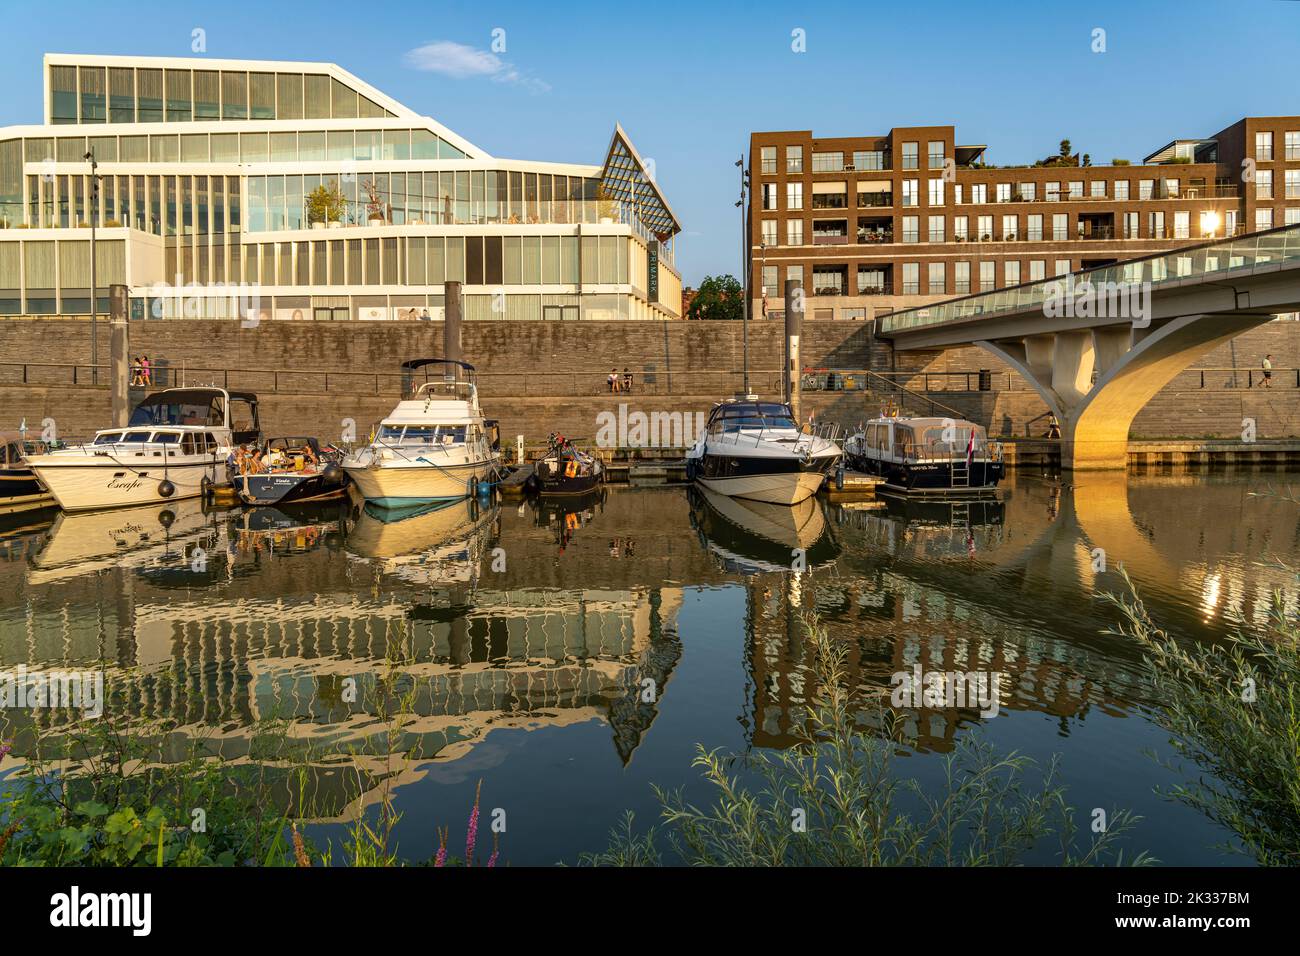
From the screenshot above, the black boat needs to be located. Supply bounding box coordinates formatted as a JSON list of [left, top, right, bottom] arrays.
[[233, 437, 348, 505], [0, 431, 54, 515], [526, 434, 605, 495]]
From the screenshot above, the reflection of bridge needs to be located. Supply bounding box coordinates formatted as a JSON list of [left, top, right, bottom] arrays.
[[880, 226, 1300, 469]]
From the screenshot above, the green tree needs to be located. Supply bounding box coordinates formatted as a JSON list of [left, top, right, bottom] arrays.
[[686, 274, 744, 321]]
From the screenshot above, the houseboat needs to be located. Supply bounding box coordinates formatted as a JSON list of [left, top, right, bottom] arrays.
[[24, 387, 260, 512], [843, 416, 1004, 492]]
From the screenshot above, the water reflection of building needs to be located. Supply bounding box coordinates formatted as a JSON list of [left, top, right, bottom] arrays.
[[1, 497, 684, 819]]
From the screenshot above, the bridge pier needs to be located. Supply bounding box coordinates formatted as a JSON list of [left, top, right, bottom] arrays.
[[978, 312, 1277, 470]]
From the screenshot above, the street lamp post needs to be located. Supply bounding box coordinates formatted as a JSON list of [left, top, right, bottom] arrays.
[[735, 155, 749, 396], [85, 147, 100, 385]]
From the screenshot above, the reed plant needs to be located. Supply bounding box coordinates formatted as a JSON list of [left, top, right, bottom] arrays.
[[581, 617, 1150, 867]]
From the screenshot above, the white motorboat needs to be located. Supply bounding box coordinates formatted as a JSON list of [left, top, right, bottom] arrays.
[[25, 387, 260, 513], [685, 398, 841, 505], [342, 359, 500, 507]]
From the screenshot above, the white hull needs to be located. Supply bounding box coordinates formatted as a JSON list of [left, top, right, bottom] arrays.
[[27, 458, 227, 513], [697, 470, 826, 505], [344, 457, 496, 504]]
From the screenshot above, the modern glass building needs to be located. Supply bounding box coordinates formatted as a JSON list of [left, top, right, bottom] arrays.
[[0, 54, 683, 321]]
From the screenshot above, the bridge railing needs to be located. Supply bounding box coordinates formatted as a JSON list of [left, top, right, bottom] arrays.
[[879, 223, 1300, 334]]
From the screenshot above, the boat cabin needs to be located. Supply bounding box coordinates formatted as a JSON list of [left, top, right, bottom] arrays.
[[705, 401, 799, 436], [1, 434, 49, 468], [128, 388, 261, 445], [862, 417, 993, 463], [90, 429, 222, 456]]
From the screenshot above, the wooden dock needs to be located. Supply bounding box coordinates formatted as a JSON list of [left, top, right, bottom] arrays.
[[820, 470, 885, 501]]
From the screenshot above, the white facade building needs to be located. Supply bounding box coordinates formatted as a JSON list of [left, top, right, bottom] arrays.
[[0, 54, 682, 322]]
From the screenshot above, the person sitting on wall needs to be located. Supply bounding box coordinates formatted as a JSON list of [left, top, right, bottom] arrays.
[[1045, 414, 1062, 440], [623, 367, 633, 393]]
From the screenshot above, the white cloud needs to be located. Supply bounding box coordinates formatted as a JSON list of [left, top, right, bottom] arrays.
[[403, 41, 550, 94]]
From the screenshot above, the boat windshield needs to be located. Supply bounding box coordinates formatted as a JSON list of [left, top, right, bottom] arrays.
[[711, 402, 797, 433], [378, 424, 468, 444], [130, 396, 224, 428]]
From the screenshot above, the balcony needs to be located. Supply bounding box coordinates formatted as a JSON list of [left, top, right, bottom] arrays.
[[856, 283, 894, 296], [813, 233, 850, 246], [857, 192, 893, 208], [811, 195, 849, 210], [857, 229, 893, 244]]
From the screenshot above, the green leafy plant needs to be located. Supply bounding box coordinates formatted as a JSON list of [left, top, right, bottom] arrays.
[[1103, 562, 1300, 865], [580, 618, 1150, 867]]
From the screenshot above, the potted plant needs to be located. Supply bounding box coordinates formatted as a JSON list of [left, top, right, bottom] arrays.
[[307, 183, 347, 230], [596, 185, 619, 224], [362, 179, 387, 226]]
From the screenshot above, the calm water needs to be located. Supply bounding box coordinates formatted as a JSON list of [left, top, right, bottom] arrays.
[[1, 471, 1297, 865]]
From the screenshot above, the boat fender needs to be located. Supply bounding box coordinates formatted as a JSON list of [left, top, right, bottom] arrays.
[[200, 476, 214, 500], [322, 462, 343, 484], [836, 462, 845, 490], [158, 509, 175, 529], [468, 477, 479, 498], [158, 478, 176, 499]]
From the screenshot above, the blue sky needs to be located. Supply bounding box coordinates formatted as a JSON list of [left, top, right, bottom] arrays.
[[3, 0, 1298, 285]]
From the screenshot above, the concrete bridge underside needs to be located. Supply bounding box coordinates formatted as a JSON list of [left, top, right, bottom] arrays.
[[882, 232, 1300, 469], [977, 311, 1275, 469]]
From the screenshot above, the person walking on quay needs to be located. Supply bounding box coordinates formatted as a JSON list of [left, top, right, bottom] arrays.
[[140, 355, 152, 386], [130, 356, 142, 386], [1045, 413, 1062, 440], [1261, 354, 1273, 388]]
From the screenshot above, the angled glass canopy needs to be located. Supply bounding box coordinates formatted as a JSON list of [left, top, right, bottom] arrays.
[[599, 124, 681, 242]]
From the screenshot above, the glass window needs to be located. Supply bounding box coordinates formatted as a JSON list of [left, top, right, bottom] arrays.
[[785, 146, 802, 173], [249, 73, 275, 120], [165, 69, 191, 122], [902, 216, 918, 243], [927, 140, 944, 169], [193, 71, 219, 120], [811, 151, 843, 172], [79, 66, 106, 123], [137, 69, 163, 123], [901, 142, 918, 170], [927, 215, 944, 242], [901, 262, 919, 294], [902, 179, 918, 207], [927, 262, 945, 293], [786, 182, 802, 210], [1257, 170, 1273, 199], [221, 72, 247, 120], [276, 74, 303, 120], [954, 261, 970, 293], [1256, 131, 1273, 161], [927, 179, 944, 205], [760, 146, 776, 175], [1114, 180, 1129, 200], [108, 68, 135, 123], [1004, 260, 1020, 286]]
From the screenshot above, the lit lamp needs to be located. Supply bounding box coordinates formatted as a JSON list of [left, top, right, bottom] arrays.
[[1200, 210, 1220, 238]]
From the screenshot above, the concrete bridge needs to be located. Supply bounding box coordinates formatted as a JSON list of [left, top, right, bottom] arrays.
[[879, 225, 1300, 469]]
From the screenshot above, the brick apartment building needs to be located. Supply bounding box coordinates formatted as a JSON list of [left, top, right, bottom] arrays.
[[746, 116, 1300, 323]]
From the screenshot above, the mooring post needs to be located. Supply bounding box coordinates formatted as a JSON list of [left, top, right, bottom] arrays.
[[784, 278, 804, 423], [110, 283, 129, 427], [444, 280, 463, 378]]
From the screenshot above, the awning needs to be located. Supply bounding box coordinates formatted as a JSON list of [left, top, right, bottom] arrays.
[[599, 124, 681, 241]]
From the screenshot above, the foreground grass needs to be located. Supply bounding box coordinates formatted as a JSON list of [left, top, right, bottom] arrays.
[[580, 620, 1151, 867], [1103, 564, 1300, 866]]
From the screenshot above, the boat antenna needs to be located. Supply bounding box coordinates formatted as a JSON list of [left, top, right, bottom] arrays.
[[736, 154, 749, 397]]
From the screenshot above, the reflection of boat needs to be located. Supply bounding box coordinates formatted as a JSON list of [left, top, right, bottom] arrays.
[[0, 431, 54, 514], [528, 435, 605, 496], [686, 398, 841, 505], [342, 360, 500, 506], [234, 437, 348, 505], [530, 486, 607, 551], [344, 491, 496, 585], [28, 497, 223, 585], [689, 485, 837, 573], [844, 416, 1004, 492], [25, 387, 260, 512], [228, 502, 346, 555]]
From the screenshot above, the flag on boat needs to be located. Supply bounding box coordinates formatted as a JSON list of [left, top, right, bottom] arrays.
[[966, 429, 975, 467]]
